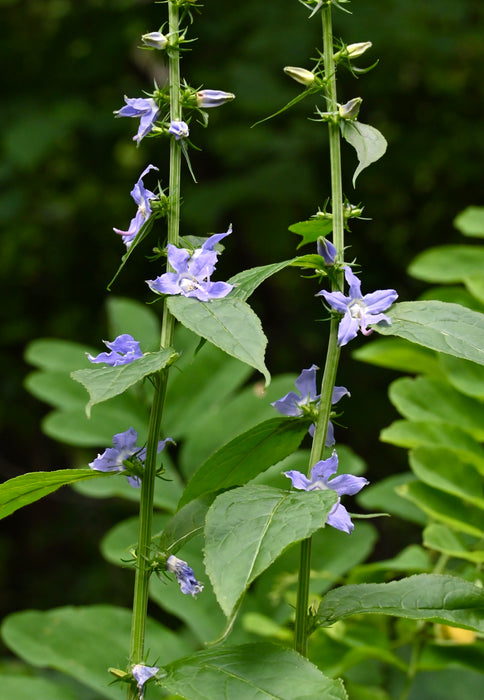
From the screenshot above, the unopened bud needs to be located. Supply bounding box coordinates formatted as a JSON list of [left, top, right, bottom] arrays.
[[141, 31, 168, 50], [338, 97, 362, 120], [346, 42, 372, 59], [168, 120, 189, 140], [317, 237, 337, 265], [283, 66, 315, 86], [196, 90, 235, 108]]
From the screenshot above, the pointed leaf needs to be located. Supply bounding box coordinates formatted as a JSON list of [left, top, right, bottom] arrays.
[[408, 245, 484, 284], [168, 296, 270, 384], [423, 524, 484, 564], [179, 417, 311, 507], [340, 120, 387, 185], [317, 575, 484, 631], [375, 300, 484, 367], [0, 469, 108, 520], [454, 206, 484, 237], [71, 347, 178, 417], [157, 497, 213, 554], [288, 218, 333, 248], [228, 259, 297, 300], [205, 485, 337, 617]]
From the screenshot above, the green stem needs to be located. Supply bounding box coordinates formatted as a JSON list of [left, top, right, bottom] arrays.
[[294, 2, 344, 657], [127, 2, 182, 692]]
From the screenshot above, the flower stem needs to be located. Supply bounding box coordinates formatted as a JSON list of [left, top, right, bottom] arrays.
[[294, 2, 344, 657], [127, 2, 181, 690]]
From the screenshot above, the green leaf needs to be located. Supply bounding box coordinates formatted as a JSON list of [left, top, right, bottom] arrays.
[[159, 643, 348, 700], [454, 206, 484, 238], [167, 296, 270, 384], [157, 497, 212, 554], [389, 377, 484, 440], [423, 524, 484, 564], [352, 337, 442, 377], [0, 676, 79, 700], [24, 338, 95, 372], [101, 513, 168, 566], [288, 218, 333, 248], [340, 120, 387, 186], [408, 245, 484, 284], [316, 575, 484, 631], [25, 370, 91, 410], [228, 259, 297, 300], [106, 296, 161, 352], [410, 447, 484, 507], [375, 300, 484, 367], [464, 272, 484, 306], [0, 469, 108, 520], [419, 284, 484, 313], [356, 473, 427, 525], [71, 347, 178, 417], [205, 485, 337, 617], [179, 417, 311, 507], [1, 605, 190, 699], [439, 353, 484, 400]]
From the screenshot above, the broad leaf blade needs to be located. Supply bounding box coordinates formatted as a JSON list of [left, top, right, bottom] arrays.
[[205, 485, 337, 617], [179, 417, 311, 507], [228, 259, 297, 300], [0, 469, 108, 520], [160, 643, 348, 700], [168, 296, 270, 384], [288, 218, 333, 247], [454, 206, 484, 238], [340, 120, 387, 186], [71, 347, 178, 417], [408, 245, 484, 284], [317, 575, 484, 631], [375, 300, 484, 367]]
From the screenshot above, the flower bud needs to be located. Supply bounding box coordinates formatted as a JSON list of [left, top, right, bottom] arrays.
[[346, 42, 372, 59], [196, 90, 235, 108], [283, 66, 315, 86], [168, 120, 189, 140], [317, 237, 337, 265], [338, 97, 362, 120], [141, 31, 168, 50]]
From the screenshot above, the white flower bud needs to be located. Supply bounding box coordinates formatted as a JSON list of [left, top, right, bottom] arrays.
[[141, 31, 168, 50], [338, 97, 362, 120], [346, 42, 372, 59], [283, 66, 315, 86]]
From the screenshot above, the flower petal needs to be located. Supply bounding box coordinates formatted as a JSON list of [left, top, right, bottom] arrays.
[[327, 502, 354, 533], [271, 391, 303, 417], [327, 474, 369, 496], [284, 470, 313, 491], [337, 312, 360, 346], [344, 266, 362, 299], [310, 452, 339, 483], [294, 364, 319, 404]]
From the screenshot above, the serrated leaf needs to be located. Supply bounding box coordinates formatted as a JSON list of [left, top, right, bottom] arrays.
[[179, 417, 311, 507], [316, 575, 484, 631], [71, 347, 178, 417], [159, 643, 348, 700], [423, 524, 484, 564], [228, 259, 297, 300], [167, 296, 270, 384], [340, 120, 387, 186], [0, 469, 108, 520], [454, 206, 484, 238], [288, 218, 333, 248], [408, 245, 484, 284], [375, 300, 484, 367], [205, 485, 337, 617]]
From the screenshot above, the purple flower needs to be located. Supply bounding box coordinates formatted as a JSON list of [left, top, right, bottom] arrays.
[[285, 451, 368, 534], [318, 266, 398, 346], [168, 120, 189, 140], [131, 664, 159, 700], [87, 334, 143, 366], [113, 165, 158, 248], [166, 555, 204, 596], [317, 237, 337, 265], [271, 365, 350, 446], [146, 226, 234, 302], [196, 90, 235, 108], [114, 96, 160, 144], [89, 428, 173, 488]]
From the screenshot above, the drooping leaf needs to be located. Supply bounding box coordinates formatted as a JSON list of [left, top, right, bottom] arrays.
[[167, 296, 270, 384], [159, 643, 348, 700], [454, 206, 484, 238], [288, 218, 333, 248], [0, 469, 108, 520], [423, 524, 484, 564], [408, 245, 484, 284], [316, 575, 484, 632], [179, 417, 311, 507], [409, 447, 484, 507], [71, 347, 178, 417], [375, 300, 484, 367], [204, 484, 337, 617], [340, 120, 387, 186]]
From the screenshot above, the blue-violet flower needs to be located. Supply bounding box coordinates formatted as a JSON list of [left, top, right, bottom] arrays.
[[196, 90, 235, 108], [318, 266, 398, 346], [113, 165, 158, 248], [146, 226, 234, 302], [87, 334, 143, 366], [131, 664, 159, 700], [317, 237, 337, 265], [114, 96, 160, 144], [271, 365, 350, 446], [166, 555, 204, 596], [285, 451, 368, 534], [168, 120, 189, 140], [89, 427, 173, 488]]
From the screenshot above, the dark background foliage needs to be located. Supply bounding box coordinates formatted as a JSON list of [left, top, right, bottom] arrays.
[[1, 0, 483, 622]]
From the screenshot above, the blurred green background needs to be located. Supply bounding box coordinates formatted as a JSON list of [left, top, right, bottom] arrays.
[[1, 0, 483, 623]]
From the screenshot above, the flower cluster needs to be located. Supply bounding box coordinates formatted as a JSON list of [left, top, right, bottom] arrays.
[[319, 266, 397, 346], [113, 165, 159, 248], [272, 365, 349, 446], [147, 226, 234, 302], [166, 555, 204, 596], [89, 428, 173, 488], [285, 451, 368, 534], [87, 334, 143, 366]]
